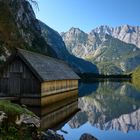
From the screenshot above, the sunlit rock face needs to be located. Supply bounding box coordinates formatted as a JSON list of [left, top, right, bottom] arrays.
[[39, 21, 99, 74], [61, 26, 140, 74], [68, 82, 140, 132], [93, 25, 140, 49], [61, 27, 101, 58]]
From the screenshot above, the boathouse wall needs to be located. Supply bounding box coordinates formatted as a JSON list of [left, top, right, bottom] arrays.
[[0, 56, 41, 97], [41, 80, 78, 96]]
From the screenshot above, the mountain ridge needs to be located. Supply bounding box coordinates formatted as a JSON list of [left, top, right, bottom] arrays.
[[0, 0, 139, 75], [92, 24, 140, 48], [0, 0, 99, 74], [61, 25, 140, 74], [39, 21, 99, 74]]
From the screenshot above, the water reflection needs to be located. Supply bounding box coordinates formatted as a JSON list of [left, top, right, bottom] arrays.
[[57, 81, 140, 140], [28, 90, 79, 130], [26, 81, 140, 140], [69, 82, 140, 132], [78, 82, 99, 97], [41, 100, 78, 130]]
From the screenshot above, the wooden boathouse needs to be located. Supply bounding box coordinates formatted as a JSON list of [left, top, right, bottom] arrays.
[[0, 49, 80, 106]]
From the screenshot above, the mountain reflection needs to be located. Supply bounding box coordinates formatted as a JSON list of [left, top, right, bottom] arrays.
[[68, 82, 140, 133]]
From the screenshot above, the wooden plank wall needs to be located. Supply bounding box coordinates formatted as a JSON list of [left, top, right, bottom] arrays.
[[41, 80, 78, 96], [0, 57, 41, 97]]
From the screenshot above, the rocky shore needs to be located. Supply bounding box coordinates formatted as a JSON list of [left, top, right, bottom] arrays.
[[0, 101, 98, 140], [42, 130, 98, 140], [0, 110, 98, 140]]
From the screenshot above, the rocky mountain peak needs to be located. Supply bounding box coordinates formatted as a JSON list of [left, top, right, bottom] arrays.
[[61, 25, 140, 74], [70, 27, 83, 32], [61, 27, 88, 55], [66, 27, 87, 38], [93, 24, 140, 48], [117, 24, 136, 34], [92, 25, 113, 36], [40, 22, 99, 73]]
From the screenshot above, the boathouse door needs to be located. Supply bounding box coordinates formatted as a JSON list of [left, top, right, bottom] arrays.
[[9, 73, 22, 96]]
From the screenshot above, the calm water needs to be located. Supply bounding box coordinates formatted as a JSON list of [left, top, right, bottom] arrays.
[[56, 81, 140, 140]]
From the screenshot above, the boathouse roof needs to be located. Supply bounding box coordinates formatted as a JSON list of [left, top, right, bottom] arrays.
[[15, 49, 80, 82]]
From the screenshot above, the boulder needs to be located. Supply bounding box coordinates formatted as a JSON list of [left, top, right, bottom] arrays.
[[80, 133, 98, 140]]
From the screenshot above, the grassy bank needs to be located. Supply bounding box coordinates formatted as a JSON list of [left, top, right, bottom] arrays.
[[0, 100, 34, 116], [0, 100, 39, 140], [132, 66, 140, 90]]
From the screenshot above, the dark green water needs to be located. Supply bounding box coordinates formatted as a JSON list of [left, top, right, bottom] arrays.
[[56, 81, 140, 140]]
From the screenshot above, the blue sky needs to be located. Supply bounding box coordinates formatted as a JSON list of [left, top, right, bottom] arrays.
[[35, 0, 140, 33]]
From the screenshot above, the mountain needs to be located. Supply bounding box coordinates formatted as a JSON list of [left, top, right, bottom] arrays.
[[0, 0, 57, 61], [93, 25, 140, 48], [8, 0, 48, 52], [0, 0, 98, 74], [39, 21, 98, 74], [61, 26, 140, 74], [61, 27, 101, 58], [0, 0, 139, 75]]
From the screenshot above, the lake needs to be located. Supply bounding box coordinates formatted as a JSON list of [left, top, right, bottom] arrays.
[[53, 81, 140, 140]]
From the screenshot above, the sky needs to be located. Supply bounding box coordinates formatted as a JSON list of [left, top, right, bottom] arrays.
[[35, 0, 140, 33]]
